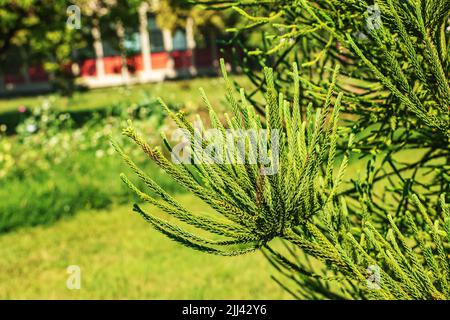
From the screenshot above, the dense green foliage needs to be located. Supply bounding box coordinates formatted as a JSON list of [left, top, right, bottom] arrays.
[[213, 0, 449, 206], [117, 62, 346, 254], [118, 0, 449, 300], [0, 0, 84, 94]]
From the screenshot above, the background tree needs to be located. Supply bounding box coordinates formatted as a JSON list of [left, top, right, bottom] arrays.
[[155, 0, 242, 67], [0, 0, 82, 95]]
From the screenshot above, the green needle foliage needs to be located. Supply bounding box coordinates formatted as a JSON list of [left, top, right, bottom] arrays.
[[203, 0, 449, 216], [114, 0, 450, 299], [114, 62, 345, 255], [115, 60, 450, 299]]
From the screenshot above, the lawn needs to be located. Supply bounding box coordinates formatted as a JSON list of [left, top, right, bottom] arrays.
[[0, 76, 250, 114], [0, 194, 292, 300]]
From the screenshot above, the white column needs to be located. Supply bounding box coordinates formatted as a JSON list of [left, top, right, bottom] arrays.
[[91, 18, 105, 79], [138, 2, 152, 78], [185, 17, 197, 75], [162, 28, 175, 78]]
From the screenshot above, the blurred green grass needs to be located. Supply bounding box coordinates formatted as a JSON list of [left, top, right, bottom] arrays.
[[0, 194, 292, 299], [0, 76, 250, 114]]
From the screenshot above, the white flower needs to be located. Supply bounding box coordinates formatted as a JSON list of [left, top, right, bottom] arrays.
[[26, 124, 37, 133]]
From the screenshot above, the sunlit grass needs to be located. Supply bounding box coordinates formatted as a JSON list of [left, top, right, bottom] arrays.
[[0, 194, 292, 300], [0, 76, 251, 114]]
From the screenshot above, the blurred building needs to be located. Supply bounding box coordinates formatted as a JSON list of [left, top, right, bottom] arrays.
[[0, 3, 221, 96]]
